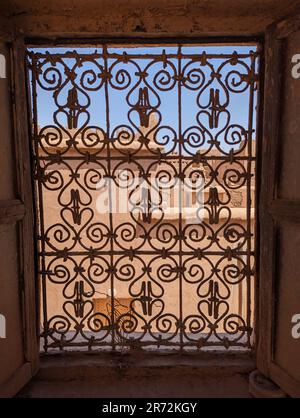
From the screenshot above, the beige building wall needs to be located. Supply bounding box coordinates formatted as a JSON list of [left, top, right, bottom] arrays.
[[37, 122, 255, 347]]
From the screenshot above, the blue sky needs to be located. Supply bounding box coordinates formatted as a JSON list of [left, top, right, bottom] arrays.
[[28, 44, 259, 154]]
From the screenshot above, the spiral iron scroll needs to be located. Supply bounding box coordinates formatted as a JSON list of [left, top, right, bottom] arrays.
[[26, 45, 259, 352]]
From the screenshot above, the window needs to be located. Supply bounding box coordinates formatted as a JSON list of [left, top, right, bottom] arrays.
[[26, 42, 260, 352]]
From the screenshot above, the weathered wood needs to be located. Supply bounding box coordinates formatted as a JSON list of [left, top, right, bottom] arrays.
[[1, 0, 300, 38], [257, 12, 300, 398], [275, 11, 300, 39], [270, 363, 300, 398], [11, 37, 39, 376], [0, 199, 26, 224], [36, 351, 255, 381], [0, 362, 31, 398], [257, 23, 282, 377], [269, 200, 300, 223], [0, 16, 13, 42]]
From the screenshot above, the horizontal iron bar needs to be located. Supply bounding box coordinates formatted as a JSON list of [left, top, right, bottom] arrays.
[[39, 250, 255, 257], [35, 155, 257, 162], [46, 340, 250, 349], [28, 51, 259, 60]]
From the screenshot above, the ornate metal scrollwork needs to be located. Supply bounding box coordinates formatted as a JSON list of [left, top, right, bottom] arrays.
[[27, 44, 259, 352]]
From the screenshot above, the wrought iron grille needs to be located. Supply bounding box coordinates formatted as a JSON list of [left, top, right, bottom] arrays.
[[26, 43, 259, 352]]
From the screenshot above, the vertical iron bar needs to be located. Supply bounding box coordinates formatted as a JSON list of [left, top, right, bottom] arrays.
[[103, 44, 116, 350], [177, 46, 184, 350], [246, 51, 257, 346], [30, 53, 48, 352]]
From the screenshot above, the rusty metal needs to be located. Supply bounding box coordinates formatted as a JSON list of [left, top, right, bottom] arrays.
[[26, 44, 259, 352]]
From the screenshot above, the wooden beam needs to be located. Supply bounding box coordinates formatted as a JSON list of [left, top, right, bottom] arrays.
[[269, 200, 300, 223], [275, 11, 300, 39], [0, 199, 25, 224], [0, 362, 31, 398], [12, 37, 39, 375], [270, 362, 300, 398], [257, 24, 283, 377]]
